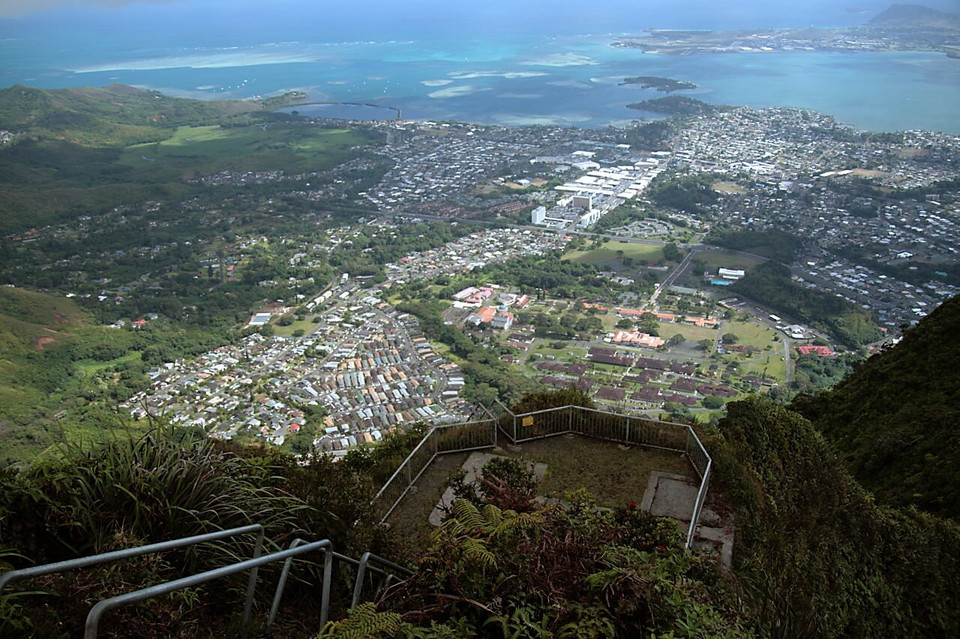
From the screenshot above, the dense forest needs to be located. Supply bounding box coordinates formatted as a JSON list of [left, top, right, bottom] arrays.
[[626, 96, 718, 116], [732, 261, 882, 348], [705, 228, 805, 262], [794, 294, 960, 520]]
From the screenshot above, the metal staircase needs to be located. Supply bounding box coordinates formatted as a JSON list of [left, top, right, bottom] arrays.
[[0, 524, 410, 639]]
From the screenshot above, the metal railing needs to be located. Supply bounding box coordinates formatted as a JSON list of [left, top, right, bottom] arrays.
[[372, 403, 713, 549], [371, 418, 498, 523], [0, 525, 265, 636], [1, 529, 410, 639]]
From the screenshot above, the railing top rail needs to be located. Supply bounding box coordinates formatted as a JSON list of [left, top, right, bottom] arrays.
[[688, 428, 713, 464], [512, 405, 572, 419], [571, 405, 692, 429], [434, 419, 495, 430], [493, 398, 515, 417], [0, 524, 264, 594], [85, 539, 333, 639], [686, 459, 712, 548], [476, 401, 497, 420], [372, 427, 438, 502]]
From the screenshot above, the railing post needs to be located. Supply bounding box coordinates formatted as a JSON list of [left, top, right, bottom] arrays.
[[240, 528, 265, 638], [432, 427, 438, 455], [626, 417, 631, 444], [568, 406, 574, 433]]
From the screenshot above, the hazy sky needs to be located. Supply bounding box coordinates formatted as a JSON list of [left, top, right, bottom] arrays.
[[2, 0, 956, 23]]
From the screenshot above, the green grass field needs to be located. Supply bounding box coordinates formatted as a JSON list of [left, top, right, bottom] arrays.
[[739, 354, 787, 383], [659, 322, 718, 344], [563, 241, 664, 266], [723, 320, 779, 350], [274, 317, 316, 337], [74, 351, 143, 376], [695, 250, 765, 272], [120, 124, 368, 180], [711, 181, 745, 194], [0, 85, 382, 232]]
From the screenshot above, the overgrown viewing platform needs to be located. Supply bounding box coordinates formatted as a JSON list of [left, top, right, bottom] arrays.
[[371, 400, 716, 551]]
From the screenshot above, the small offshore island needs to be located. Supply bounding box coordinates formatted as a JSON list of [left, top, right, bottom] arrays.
[[620, 76, 698, 93], [627, 95, 718, 116]]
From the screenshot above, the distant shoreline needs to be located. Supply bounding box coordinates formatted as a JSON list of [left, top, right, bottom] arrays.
[[612, 25, 960, 58]]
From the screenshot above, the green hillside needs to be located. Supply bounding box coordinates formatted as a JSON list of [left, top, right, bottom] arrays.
[[0, 84, 284, 146], [793, 294, 960, 519], [0, 288, 158, 464], [711, 397, 960, 637], [0, 85, 378, 233]]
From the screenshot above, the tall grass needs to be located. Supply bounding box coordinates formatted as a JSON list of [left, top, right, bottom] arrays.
[[0, 426, 400, 635], [4, 427, 306, 561]]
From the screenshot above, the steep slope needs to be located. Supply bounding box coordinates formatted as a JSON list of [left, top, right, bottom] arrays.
[[713, 397, 960, 637], [793, 294, 960, 519]]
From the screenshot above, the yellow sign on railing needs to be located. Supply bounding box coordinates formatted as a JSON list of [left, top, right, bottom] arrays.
[[522, 416, 534, 427]]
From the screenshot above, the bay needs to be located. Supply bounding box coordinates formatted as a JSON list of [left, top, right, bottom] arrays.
[[1, 13, 958, 133]]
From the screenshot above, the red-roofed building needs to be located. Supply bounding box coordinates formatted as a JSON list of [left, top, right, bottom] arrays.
[[798, 345, 834, 357], [467, 306, 498, 325]]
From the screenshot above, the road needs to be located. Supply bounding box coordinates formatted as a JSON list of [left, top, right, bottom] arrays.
[[516, 337, 541, 366], [649, 246, 698, 307], [782, 336, 793, 385]]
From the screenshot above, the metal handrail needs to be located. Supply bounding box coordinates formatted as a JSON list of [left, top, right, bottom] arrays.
[[0, 524, 265, 634], [263, 540, 407, 631], [350, 551, 413, 609], [0, 524, 263, 594], [685, 459, 712, 548], [84, 539, 334, 639], [372, 425, 436, 503]]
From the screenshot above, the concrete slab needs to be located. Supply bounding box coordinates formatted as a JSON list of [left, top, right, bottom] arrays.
[[641, 471, 720, 526], [429, 452, 547, 526], [692, 524, 735, 569], [641, 471, 731, 567]]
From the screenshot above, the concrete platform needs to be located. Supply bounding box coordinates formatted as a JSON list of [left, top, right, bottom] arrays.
[[641, 471, 732, 568]]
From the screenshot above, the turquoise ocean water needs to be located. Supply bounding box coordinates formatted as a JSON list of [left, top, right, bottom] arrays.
[[1, 4, 958, 133]]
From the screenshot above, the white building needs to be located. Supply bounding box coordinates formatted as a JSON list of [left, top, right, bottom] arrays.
[[718, 268, 746, 281], [531, 206, 547, 225]]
